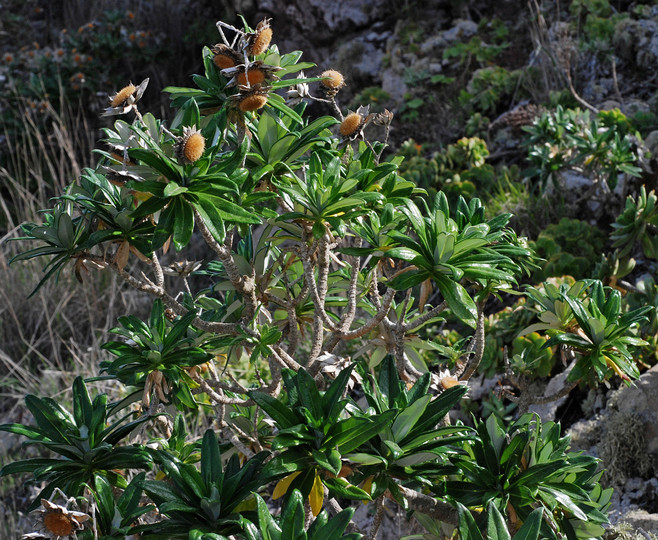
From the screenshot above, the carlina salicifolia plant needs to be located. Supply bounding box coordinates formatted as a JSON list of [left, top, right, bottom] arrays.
[[3, 13, 652, 540]]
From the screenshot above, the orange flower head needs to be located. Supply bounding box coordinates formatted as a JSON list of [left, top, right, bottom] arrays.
[[439, 375, 460, 389], [320, 69, 345, 89], [239, 93, 268, 112], [237, 69, 267, 86], [175, 126, 206, 164], [212, 44, 242, 69], [110, 84, 136, 107], [339, 112, 363, 137], [183, 133, 205, 163], [247, 19, 272, 56], [44, 511, 76, 536]]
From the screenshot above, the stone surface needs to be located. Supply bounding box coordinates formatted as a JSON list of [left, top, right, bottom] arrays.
[[608, 363, 658, 466], [618, 510, 658, 534], [614, 16, 658, 70]]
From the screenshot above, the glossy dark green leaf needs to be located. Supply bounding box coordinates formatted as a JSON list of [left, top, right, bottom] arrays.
[[248, 391, 299, 429], [487, 501, 511, 540], [434, 273, 477, 329], [457, 502, 485, 540], [323, 477, 371, 501]]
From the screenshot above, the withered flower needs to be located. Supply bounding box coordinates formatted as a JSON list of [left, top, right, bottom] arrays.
[[22, 498, 90, 539], [222, 61, 281, 88], [211, 43, 243, 69], [339, 105, 373, 140], [287, 71, 310, 106], [228, 84, 271, 113], [242, 18, 273, 56], [102, 78, 149, 117]]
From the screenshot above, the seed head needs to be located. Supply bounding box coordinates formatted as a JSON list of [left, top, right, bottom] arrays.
[[211, 44, 242, 70], [175, 126, 206, 164], [321, 69, 345, 89], [102, 78, 149, 117], [339, 112, 363, 137], [247, 19, 272, 56], [110, 84, 136, 107], [239, 94, 268, 112], [237, 69, 267, 86]]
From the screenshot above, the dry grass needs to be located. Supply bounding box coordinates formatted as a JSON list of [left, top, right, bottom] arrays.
[[0, 77, 151, 539], [0, 79, 96, 230]]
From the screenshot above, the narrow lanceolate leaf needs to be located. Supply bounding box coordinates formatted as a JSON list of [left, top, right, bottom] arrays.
[[457, 502, 485, 540], [486, 501, 511, 540], [433, 273, 477, 329], [248, 391, 299, 429], [201, 429, 222, 485], [512, 507, 543, 540], [391, 394, 431, 443]]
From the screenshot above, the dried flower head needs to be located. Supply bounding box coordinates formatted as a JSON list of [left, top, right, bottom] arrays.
[[339, 105, 373, 140], [320, 69, 345, 90], [240, 93, 268, 112], [229, 85, 270, 113], [211, 43, 242, 69], [244, 18, 272, 56], [339, 112, 363, 137], [372, 108, 394, 126], [22, 498, 90, 539], [102, 78, 149, 117], [222, 61, 281, 88], [435, 369, 467, 391], [175, 126, 206, 164]]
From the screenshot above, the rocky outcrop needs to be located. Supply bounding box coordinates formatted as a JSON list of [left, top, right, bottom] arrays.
[[614, 8, 658, 71]]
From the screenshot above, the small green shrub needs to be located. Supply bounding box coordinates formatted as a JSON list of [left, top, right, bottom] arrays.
[[531, 217, 607, 281]]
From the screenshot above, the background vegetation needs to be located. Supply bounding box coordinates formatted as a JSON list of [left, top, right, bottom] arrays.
[[1, 0, 658, 538]]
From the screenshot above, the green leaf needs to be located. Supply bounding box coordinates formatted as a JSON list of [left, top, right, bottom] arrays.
[[486, 501, 511, 540], [333, 410, 397, 454], [512, 508, 543, 540], [199, 194, 261, 224], [323, 477, 371, 501], [172, 197, 194, 250], [248, 391, 299, 429], [201, 429, 222, 485], [280, 488, 305, 539], [256, 492, 282, 540], [391, 394, 431, 443], [267, 95, 304, 124], [321, 364, 354, 423], [457, 502, 485, 540], [434, 273, 477, 329]]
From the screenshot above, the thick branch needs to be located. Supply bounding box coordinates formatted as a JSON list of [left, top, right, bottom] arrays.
[[193, 207, 258, 318], [398, 486, 458, 526], [459, 305, 486, 382], [404, 301, 448, 333]]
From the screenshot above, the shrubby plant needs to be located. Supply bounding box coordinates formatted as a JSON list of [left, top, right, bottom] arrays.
[[1, 15, 654, 540]]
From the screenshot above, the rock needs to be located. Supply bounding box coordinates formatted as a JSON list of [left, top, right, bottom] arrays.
[[334, 38, 385, 84], [618, 510, 658, 533], [614, 17, 658, 70], [644, 130, 658, 156], [608, 364, 658, 471], [381, 70, 408, 102], [443, 19, 478, 43], [420, 34, 448, 57], [259, 0, 386, 35], [567, 417, 602, 455]]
